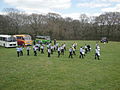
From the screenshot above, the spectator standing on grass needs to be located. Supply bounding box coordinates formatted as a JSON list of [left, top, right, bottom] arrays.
[[16, 46, 20, 57]]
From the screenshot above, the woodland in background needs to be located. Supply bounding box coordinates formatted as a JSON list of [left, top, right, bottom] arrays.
[[0, 8, 120, 41]]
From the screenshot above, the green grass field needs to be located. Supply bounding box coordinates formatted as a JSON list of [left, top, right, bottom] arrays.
[[0, 40, 120, 90]]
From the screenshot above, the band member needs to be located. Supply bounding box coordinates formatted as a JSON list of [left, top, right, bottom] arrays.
[[69, 47, 73, 58], [41, 44, 44, 54], [26, 45, 31, 56], [84, 44, 88, 54], [16, 46, 20, 57], [79, 47, 84, 58], [58, 46, 61, 57], [72, 47, 76, 55], [47, 48, 51, 57], [33, 45, 37, 56], [61, 44, 64, 55], [20, 46, 23, 56], [95, 47, 100, 60]]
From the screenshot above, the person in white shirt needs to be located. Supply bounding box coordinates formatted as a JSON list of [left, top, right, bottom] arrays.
[[73, 42, 77, 49], [69, 47, 73, 58], [79, 47, 84, 58], [41, 44, 44, 54], [63, 43, 66, 51], [47, 43, 51, 49], [48, 48, 51, 57], [20, 46, 23, 56], [95, 48, 100, 60], [37, 43, 41, 52], [84, 44, 88, 54], [58, 46, 61, 57], [16, 46, 20, 57], [72, 47, 76, 55], [33, 45, 37, 56], [87, 44, 91, 52], [51, 45, 54, 54], [26, 45, 31, 56], [61, 44, 64, 55], [82, 48, 85, 56], [56, 43, 59, 50]]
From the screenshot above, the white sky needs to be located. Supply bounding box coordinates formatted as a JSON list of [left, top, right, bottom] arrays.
[[0, 0, 120, 19]]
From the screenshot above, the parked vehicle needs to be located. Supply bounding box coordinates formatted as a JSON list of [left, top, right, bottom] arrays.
[[35, 36, 51, 44], [0, 35, 17, 47], [101, 37, 108, 43], [14, 34, 33, 46]]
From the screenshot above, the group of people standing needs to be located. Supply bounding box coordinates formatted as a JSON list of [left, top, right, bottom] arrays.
[[16, 41, 101, 60]]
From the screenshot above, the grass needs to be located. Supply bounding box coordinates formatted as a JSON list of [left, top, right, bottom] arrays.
[[0, 40, 120, 90]]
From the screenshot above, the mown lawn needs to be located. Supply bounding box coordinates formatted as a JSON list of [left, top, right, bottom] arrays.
[[0, 40, 120, 90]]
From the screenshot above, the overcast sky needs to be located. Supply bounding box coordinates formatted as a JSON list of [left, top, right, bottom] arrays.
[[0, 0, 120, 19]]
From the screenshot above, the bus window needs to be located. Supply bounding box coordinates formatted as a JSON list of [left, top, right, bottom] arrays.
[[7, 37, 16, 42], [24, 37, 31, 40], [3, 37, 7, 41], [17, 36, 24, 40]]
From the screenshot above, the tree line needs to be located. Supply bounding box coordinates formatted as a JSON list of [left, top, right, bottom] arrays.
[[0, 8, 120, 41]]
